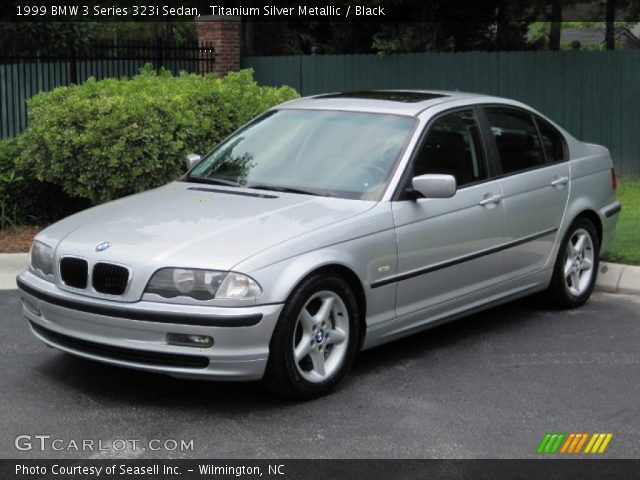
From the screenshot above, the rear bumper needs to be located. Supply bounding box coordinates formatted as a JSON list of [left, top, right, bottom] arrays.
[[17, 271, 283, 381], [599, 200, 621, 253]]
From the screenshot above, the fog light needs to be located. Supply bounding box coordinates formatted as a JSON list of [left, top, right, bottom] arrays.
[[22, 299, 41, 316], [167, 333, 214, 348]]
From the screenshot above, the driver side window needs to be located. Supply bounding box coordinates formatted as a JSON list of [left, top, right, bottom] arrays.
[[412, 109, 487, 188]]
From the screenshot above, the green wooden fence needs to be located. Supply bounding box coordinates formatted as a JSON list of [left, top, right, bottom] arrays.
[[243, 51, 640, 176], [0, 60, 152, 138], [0, 41, 214, 140]]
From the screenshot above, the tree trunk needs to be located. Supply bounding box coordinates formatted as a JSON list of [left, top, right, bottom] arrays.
[[495, 1, 506, 50], [549, 0, 562, 51], [164, 20, 174, 48], [243, 21, 254, 56], [605, 0, 616, 50]]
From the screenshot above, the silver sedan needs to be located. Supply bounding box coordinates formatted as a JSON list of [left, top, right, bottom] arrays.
[[18, 90, 621, 398]]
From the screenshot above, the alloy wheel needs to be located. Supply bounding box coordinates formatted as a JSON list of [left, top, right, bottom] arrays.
[[563, 228, 595, 297], [292, 290, 349, 383]]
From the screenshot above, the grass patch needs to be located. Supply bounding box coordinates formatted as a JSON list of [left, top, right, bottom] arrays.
[[602, 177, 640, 265]]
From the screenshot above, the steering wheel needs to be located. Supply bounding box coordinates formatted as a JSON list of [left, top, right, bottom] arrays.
[[363, 164, 388, 178], [356, 164, 387, 188]]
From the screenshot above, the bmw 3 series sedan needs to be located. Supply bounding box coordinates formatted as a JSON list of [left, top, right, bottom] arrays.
[[18, 91, 621, 398]]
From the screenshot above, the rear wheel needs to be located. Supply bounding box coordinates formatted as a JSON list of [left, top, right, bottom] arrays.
[[262, 274, 360, 399], [547, 218, 599, 308]]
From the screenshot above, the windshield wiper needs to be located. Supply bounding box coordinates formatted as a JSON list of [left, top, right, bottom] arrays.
[[247, 184, 324, 197], [183, 176, 241, 187], [185, 177, 325, 196]]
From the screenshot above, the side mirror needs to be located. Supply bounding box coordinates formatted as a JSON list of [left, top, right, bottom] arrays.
[[185, 153, 202, 171], [411, 174, 457, 199]]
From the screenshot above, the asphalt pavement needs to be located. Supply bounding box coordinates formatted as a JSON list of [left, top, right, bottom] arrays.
[[1, 290, 639, 459]]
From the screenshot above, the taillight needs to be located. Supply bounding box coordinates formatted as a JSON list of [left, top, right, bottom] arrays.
[[611, 167, 618, 191]]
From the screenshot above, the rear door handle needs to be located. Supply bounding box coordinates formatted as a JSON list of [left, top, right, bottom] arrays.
[[551, 176, 569, 187], [479, 194, 502, 206]]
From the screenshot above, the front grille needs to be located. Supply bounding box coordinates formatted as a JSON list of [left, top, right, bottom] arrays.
[[92, 262, 129, 295], [59, 257, 88, 289], [30, 321, 209, 369]]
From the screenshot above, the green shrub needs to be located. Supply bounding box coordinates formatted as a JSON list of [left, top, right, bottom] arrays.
[[0, 137, 22, 227], [18, 67, 299, 204], [0, 137, 89, 227]]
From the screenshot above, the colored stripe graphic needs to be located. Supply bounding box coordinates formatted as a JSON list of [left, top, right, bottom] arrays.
[[585, 433, 613, 454], [568, 433, 583, 453], [560, 433, 575, 453], [598, 434, 613, 453], [574, 433, 589, 453], [539, 433, 613, 454], [537, 434, 552, 453], [584, 434, 599, 453], [550, 433, 565, 453], [537, 433, 565, 454]]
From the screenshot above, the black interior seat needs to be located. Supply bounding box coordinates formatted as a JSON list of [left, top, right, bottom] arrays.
[[419, 130, 474, 186]]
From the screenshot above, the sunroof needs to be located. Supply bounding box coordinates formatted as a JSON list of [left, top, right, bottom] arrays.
[[316, 91, 448, 103]]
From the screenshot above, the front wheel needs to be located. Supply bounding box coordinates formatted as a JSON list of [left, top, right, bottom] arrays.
[[547, 218, 599, 308], [262, 274, 360, 399]]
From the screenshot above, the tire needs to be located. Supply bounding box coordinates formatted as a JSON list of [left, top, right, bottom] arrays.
[[547, 217, 600, 308], [261, 273, 361, 399]]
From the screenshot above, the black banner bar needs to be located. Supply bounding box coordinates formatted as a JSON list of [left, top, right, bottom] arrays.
[[1, 0, 639, 22], [2, 460, 640, 480]]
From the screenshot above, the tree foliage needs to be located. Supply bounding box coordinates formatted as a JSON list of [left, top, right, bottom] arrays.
[[244, 0, 640, 54], [0, 137, 89, 226], [0, 21, 196, 56], [17, 67, 298, 204]]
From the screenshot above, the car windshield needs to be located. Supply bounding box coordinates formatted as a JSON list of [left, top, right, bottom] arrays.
[[186, 109, 416, 200]]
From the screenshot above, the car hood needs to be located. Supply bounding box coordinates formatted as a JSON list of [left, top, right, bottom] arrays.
[[40, 182, 375, 272]]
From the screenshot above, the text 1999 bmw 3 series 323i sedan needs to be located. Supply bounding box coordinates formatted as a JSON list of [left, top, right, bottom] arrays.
[[18, 91, 621, 398]]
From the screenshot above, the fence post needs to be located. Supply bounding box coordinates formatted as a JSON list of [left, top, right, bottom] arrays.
[[299, 55, 303, 95], [69, 44, 77, 84], [155, 35, 164, 72], [196, 16, 240, 75]]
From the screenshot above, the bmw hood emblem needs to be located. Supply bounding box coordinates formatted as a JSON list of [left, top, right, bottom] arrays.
[[95, 241, 111, 252]]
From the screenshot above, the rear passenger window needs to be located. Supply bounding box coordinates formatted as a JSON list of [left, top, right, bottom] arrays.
[[536, 118, 565, 163], [485, 108, 546, 175], [413, 109, 486, 188]]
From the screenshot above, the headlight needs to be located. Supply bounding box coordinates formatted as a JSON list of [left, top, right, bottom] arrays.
[[216, 272, 263, 299], [29, 241, 54, 279], [145, 268, 262, 301]]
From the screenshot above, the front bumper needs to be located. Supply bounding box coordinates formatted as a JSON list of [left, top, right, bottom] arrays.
[[17, 271, 283, 381]]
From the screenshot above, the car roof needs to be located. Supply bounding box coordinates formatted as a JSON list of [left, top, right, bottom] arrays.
[[279, 90, 509, 116]]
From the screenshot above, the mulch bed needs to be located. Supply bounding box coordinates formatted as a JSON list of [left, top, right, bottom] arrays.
[[0, 226, 43, 253]]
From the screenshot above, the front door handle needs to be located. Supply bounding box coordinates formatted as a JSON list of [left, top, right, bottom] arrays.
[[551, 176, 569, 187], [479, 194, 502, 207]]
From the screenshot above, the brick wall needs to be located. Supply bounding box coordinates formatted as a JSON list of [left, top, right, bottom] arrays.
[[196, 16, 241, 75]]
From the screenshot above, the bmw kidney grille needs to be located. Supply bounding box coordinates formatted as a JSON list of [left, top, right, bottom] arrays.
[[59, 257, 129, 295]]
